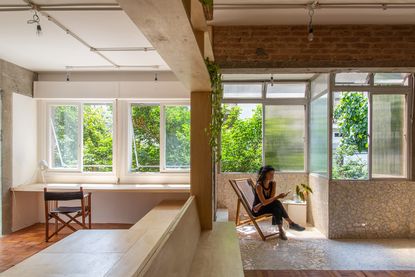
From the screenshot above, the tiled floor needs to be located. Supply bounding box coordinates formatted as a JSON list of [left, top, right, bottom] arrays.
[[0, 223, 132, 273], [238, 221, 415, 271]]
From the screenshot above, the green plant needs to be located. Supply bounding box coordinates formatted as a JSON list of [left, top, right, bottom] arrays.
[[199, 0, 213, 6], [205, 58, 225, 162], [295, 184, 313, 202]]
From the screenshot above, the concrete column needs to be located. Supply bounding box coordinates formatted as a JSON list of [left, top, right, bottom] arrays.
[[190, 91, 213, 230], [0, 59, 36, 234]]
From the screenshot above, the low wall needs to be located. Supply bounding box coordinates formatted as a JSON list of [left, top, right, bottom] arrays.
[[308, 174, 329, 237]]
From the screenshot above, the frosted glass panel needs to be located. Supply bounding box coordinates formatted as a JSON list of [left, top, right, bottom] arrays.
[[372, 95, 406, 178], [311, 74, 328, 99], [310, 94, 328, 175], [223, 83, 262, 98], [266, 83, 306, 98], [374, 73, 409, 86], [335, 73, 370, 86], [264, 105, 305, 171]]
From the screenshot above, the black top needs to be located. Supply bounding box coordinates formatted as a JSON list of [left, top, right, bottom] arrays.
[[252, 181, 275, 210]]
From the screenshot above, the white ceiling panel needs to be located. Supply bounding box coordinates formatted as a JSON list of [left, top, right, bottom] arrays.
[[48, 11, 151, 48], [103, 51, 169, 69], [0, 11, 111, 71]]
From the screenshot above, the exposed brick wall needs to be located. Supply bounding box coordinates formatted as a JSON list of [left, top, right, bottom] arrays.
[[213, 25, 415, 69]]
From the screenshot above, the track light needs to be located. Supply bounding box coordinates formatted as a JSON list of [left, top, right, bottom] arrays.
[[307, 1, 318, 42], [27, 9, 42, 36]]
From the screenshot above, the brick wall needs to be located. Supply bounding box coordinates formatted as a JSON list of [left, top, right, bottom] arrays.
[[213, 25, 415, 69]]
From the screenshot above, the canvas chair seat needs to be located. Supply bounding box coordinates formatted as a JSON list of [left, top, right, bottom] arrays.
[[50, 206, 82, 214], [229, 178, 279, 241]]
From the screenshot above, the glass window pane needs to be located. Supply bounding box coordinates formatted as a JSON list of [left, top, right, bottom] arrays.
[[311, 74, 329, 99], [165, 106, 190, 170], [266, 83, 306, 98], [264, 105, 305, 172], [332, 92, 368, 180], [372, 95, 406, 178], [50, 105, 79, 169], [83, 104, 113, 172], [221, 104, 262, 172], [335, 73, 370, 86], [130, 105, 160, 172], [310, 94, 328, 175], [223, 83, 262, 99], [374, 73, 409, 86]]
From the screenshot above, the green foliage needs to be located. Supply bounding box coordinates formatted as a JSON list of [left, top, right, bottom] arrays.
[[295, 183, 313, 202], [83, 105, 113, 172], [199, 0, 213, 6], [165, 106, 190, 169], [131, 105, 160, 172], [333, 92, 368, 179], [205, 58, 225, 162], [51, 106, 79, 168], [221, 104, 262, 173]]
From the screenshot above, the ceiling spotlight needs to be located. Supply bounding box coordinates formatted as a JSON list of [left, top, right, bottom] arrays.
[[27, 9, 42, 36], [307, 1, 318, 42], [154, 73, 158, 81], [66, 71, 70, 82]]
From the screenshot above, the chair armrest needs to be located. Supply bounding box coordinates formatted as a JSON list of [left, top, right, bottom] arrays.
[[83, 192, 91, 198]]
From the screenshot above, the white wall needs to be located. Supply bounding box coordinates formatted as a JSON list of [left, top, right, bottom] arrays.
[[12, 93, 38, 187]]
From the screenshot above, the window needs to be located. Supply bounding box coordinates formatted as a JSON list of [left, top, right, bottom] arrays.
[[221, 104, 262, 173], [310, 94, 328, 176], [130, 104, 160, 172], [374, 73, 409, 86], [372, 94, 406, 178], [335, 73, 370, 86], [50, 105, 80, 170], [266, 83, 307, 98], [264, 105, 305, 171], [83, 104, 113, 172], [49, 103, 113, 172], [223, 83, 262, 99], [332, 92, 369, 180], [165, 106, 190, 170], [129, 103, 190, 173]]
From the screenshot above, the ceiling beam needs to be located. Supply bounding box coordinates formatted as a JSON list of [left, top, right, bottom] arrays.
[[116, 0, 211, 92]]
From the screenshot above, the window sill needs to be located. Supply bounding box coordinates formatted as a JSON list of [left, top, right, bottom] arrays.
[[11, 183, 190, 193]]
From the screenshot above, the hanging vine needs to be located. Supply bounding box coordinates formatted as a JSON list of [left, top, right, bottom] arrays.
[[205, 58, 224, 162]]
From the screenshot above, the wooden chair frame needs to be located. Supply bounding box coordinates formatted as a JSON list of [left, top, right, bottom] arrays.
[[229, 178, 279, 241], [44, 187, 92, 242]]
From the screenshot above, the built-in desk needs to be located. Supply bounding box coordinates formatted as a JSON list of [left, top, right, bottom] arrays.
[[11, 183, 190, 193]]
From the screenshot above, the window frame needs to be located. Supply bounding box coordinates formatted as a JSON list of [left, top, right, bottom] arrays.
[[220, 80, 309, 173], [329, 72, 413, 181], [127, 100, 191, 175], [45, 100, 116, 175]]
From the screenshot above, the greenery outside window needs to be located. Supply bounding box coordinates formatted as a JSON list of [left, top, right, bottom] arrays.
[[48, 103, 114, 173]]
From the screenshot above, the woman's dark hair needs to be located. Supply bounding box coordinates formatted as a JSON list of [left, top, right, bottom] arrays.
[[257, 165, 275, 186]]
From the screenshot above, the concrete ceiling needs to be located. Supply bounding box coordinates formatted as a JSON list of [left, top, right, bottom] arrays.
[[0, 1, 169, 72], [212, 0, 415, 25]]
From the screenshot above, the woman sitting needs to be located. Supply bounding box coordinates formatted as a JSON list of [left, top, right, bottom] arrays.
[[252, 165, 305, 240]]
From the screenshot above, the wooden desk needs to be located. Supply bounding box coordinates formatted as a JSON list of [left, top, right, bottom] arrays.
[[11, 183, 190, 193]]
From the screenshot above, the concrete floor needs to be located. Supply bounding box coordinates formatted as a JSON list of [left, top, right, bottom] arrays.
[[238, 221, 415, 270]]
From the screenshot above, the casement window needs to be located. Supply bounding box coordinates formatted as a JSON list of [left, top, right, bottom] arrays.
[[221, 82, 308, 173], [331, 72, 411, 180], [129, 103, 190, 173], [48, 102, 114, 172]]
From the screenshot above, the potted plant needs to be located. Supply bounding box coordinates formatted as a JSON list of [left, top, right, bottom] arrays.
[[295, 184, 313, 202]]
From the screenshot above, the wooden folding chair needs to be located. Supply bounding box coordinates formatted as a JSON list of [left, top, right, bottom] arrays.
[[44, 187, 92, 242], [229, 178, 279, 241]]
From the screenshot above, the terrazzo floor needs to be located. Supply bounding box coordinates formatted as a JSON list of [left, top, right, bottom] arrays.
[[238, 221, 415, 271]]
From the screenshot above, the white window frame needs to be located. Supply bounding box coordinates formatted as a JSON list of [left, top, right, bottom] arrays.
[[45, 100, 116, 175], [221, 80, 309, 174], [127, 100, 191, 175], [329, 72, 413, 181]]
